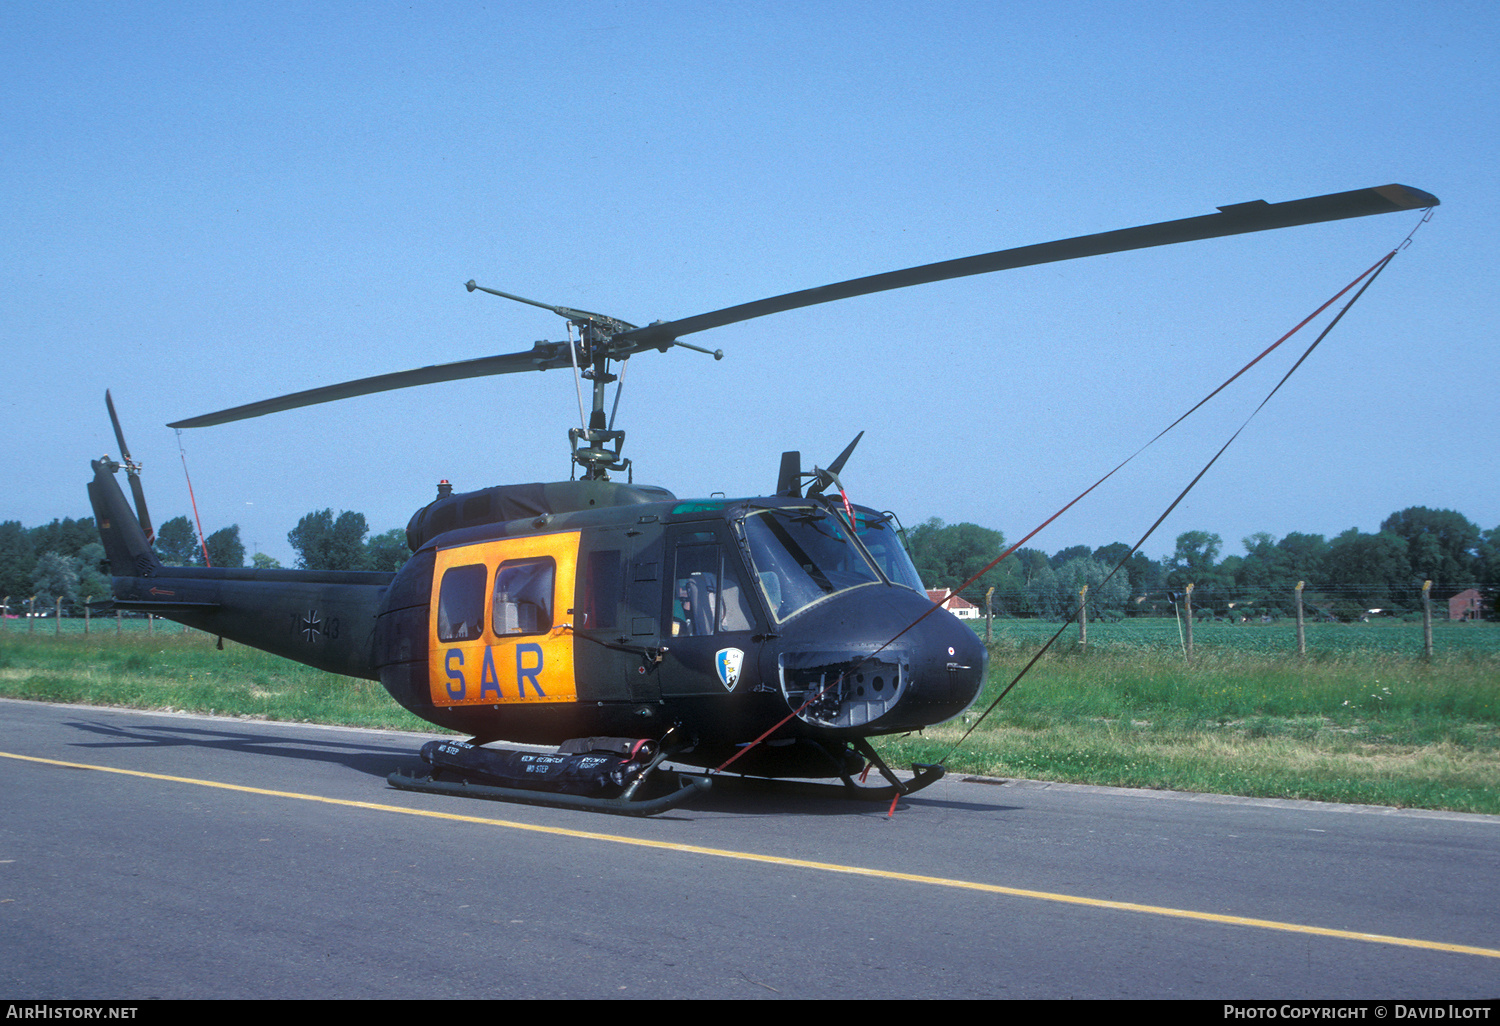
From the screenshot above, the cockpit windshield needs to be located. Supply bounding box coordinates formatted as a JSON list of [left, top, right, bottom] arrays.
[[852, 508, 925, 593], [742, 507, 882, 621]]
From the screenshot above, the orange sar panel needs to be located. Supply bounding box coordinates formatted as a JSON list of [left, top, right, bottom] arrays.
[[428, 531, 580, 708]]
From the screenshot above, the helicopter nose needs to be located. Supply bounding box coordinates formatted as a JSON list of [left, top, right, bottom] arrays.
[[773, 587, 987, 735]]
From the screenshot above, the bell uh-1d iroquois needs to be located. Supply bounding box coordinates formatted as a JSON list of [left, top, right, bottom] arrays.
[[88, 184, 1438, 815]]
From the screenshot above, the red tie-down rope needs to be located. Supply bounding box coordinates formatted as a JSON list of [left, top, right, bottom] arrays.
[[876, 245, 1405, 663], [712, 208, 1433, 788], [939, 241, 1415, 763], [933, 209, 1433, 670], [176, 429, 213, 567], [713, 250, 1394, 778]]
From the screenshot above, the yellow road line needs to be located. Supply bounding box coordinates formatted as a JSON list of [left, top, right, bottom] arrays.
[[6, 748, 1498, 960]]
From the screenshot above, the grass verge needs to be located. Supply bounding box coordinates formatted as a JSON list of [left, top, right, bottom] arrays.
[[882, 640, 1500, 814], [2, 625, 1497, 814], [0, 629, 437, 732]]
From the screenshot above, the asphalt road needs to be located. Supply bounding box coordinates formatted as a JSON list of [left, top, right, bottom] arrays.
[[2, 697, 1497, 1000]]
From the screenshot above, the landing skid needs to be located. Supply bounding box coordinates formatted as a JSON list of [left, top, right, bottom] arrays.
[[843, 737, 947, 801], [385, 734, 941, 816], [387, 735, 711, 817], [844, 759, 946, 801], [681, 760, 945, 804], [387, 767, 710, 817]]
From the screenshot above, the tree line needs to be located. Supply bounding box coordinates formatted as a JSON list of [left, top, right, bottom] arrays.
[[0, 509, 411, 614], [908, 506, 1500, 622], [5, 503, 1497, 622], [0, 517, 112, 614]]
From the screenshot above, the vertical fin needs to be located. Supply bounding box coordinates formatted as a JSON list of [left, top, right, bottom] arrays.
[[88, 458, 162, 578]]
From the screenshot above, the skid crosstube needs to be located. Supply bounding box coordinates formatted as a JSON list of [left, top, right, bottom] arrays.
[[684, 761, 946, 804]]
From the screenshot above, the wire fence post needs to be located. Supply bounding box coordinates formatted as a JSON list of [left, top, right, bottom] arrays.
[[1183, 583, 1195, 664], [1422, 580, 1433, 659], [1294, 581, 1306, 657], [1078, 585, 1088, 648]]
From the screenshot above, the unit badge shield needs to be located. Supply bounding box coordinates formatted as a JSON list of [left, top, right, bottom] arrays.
[[715, 648, 744, 691]]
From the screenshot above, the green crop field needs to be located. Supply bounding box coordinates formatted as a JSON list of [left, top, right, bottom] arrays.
[[978, 616, 1500, 658], [878, 618, 1500, 813]]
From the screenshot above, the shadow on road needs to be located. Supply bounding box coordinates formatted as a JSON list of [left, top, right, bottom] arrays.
[[64, 717, 428, 780], [59, 716, 1016, 819]]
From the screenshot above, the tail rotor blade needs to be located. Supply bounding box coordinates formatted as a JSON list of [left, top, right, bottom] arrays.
[[127, 475, 155, 547], [104, 390, 156, 545], [105, 390, 133, 465]]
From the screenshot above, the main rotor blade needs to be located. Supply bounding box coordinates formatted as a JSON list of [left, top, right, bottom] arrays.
[[169, 183, 1436, 429], [617, 184, 1438, 348], [169, 342, 574, 428]]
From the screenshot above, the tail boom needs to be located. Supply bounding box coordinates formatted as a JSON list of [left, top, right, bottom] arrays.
[[89, 458, 392, 679]]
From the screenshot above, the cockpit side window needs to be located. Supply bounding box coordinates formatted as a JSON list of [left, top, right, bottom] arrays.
[[854, 509, 925, 592]]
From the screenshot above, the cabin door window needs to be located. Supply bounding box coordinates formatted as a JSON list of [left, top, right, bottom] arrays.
[[660, 527, 762, 695]]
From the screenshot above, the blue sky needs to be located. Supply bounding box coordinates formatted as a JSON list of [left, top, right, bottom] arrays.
[[4, 0, 1496, 567]]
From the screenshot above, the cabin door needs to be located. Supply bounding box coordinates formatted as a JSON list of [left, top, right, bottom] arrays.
[[658, 525, 764, 696]]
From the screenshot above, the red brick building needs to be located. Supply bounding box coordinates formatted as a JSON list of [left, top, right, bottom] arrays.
[[1448, 588, 1484, 621]]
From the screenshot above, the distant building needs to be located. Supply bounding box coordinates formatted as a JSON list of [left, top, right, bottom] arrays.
[[1449, 588, 1483, 621], [927, 588, 980, 619]]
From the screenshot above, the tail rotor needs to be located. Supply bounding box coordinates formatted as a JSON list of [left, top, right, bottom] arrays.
[[104, 390, 155, 546]]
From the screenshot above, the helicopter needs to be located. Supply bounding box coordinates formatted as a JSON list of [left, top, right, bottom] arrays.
[[87, 184, 1438, 814]]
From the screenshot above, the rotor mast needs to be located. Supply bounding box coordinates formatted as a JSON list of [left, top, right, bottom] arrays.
[[464, 279, 726, 480], [465, 279, 631, 480], [568, 315, 627, 481]]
